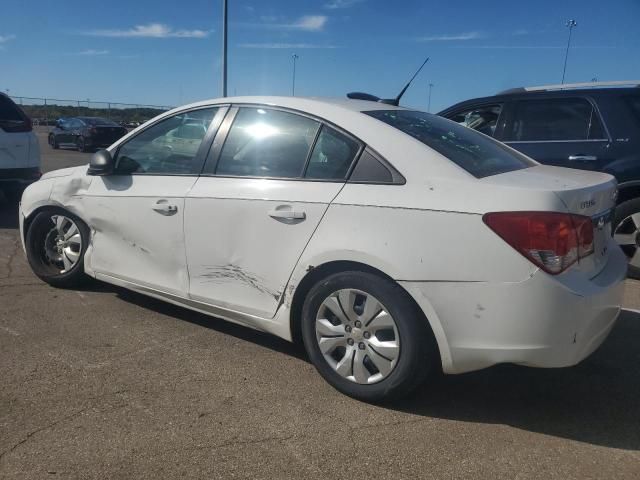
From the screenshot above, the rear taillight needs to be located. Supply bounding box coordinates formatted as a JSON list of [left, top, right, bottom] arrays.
[[89, 127, 97, 135], [483, 211, 594, 275]]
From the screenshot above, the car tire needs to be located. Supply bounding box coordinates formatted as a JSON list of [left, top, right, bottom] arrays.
[[77, 136, 89, 153], [25, 208, 90, 288], [49, 134, 59, 149], [301, 271, 438, 402], [613, 198, 640, 279]]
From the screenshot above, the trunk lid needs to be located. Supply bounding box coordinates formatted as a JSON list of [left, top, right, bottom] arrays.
[[484, 165, 617, 278]]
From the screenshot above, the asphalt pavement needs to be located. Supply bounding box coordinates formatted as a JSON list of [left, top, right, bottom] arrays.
[[1, 132, 639, 479]]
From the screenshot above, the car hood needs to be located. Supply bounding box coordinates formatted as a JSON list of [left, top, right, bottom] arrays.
[[40, 165, 87, 180]]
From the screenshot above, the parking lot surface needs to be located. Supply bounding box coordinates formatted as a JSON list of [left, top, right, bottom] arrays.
[[1, 138, 640, 479]]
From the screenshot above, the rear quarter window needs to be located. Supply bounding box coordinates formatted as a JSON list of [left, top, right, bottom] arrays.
[[365, 110, 535, 178]]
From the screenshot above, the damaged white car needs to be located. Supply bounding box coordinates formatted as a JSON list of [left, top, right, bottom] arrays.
[[19, 96, 626, 401]]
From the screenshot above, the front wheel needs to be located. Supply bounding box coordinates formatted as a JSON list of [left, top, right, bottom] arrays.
[[301, 271, 437, 402], [613, 198, 640, 279], [25, 209, 90, 288], [77, 136, 89, 153], [49, 134, 59, 149]]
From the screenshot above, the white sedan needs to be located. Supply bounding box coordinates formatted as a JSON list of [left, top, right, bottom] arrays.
[[19, 96, 626, 401]]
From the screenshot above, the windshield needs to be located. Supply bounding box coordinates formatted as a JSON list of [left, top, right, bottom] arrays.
[[364, 110, 536, 178]]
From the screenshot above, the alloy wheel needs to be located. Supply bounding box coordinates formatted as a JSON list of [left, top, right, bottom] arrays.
[[315, 289, 400, 384], [43, 215, 83, 273], [614, 213, 640, 268]]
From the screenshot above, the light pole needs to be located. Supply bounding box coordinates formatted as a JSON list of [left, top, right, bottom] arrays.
[[291, 54, 299, 96], [222, 0, 228, 97], [427, 83, 434, 112], [561, 19, 577, 85]]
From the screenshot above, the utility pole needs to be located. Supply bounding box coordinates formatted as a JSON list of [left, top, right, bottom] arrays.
[[427, 83, 434, 113], [222, 0, 228, 97], [561, 19, 577, 85], [291, 54, 299, 96]]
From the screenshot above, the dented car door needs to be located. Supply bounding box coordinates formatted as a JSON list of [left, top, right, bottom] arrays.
[[184, 106, 362, 319], [83, 107, 224, 296]]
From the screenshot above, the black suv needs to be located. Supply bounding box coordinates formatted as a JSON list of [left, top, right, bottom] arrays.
[[439, 81, 640, 277], [48, 117, 128, 152]]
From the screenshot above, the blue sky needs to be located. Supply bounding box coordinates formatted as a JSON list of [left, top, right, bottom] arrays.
[[1, 0, 639, 112]]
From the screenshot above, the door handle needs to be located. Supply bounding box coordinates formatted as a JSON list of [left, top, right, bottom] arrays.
[[568, 154, 598, 161], [152, 201, 178, 215], [268, 207, 306, 220]]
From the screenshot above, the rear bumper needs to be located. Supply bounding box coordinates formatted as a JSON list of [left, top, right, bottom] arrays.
[[401, 242, 627, 374]]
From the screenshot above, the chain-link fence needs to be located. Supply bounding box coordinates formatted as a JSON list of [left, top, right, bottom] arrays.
[[9, 96, 173, 127]]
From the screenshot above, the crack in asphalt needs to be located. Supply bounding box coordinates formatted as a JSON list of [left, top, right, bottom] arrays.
[[2, 236, 20, 280], [0, 390, 128, 462], [0, 408, 90, 462]]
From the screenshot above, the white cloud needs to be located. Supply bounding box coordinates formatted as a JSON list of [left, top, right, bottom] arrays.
[[239, 15, 329, 32], [417, 31, 483, 41], [78, 49, 109, 55], [289, 15, 328, 31], [324, 0, 364, 9], [84, 23, 210, 38], [239, 43, 339, 49], [0, 34, 16, 43], [513, 29, 529, 36]]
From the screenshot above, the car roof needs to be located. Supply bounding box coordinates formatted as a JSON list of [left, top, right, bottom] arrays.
[[439, 86, 640, 115], [179, 96, 409, 116]]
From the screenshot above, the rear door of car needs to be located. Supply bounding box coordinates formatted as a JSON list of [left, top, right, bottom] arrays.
[[184, 106, 363, 319], [0, 95, 30, 169], [501, 96, 614, 171]]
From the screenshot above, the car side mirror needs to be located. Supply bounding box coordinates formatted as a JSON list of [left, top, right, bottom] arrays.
[[87, 149, 114, 176]]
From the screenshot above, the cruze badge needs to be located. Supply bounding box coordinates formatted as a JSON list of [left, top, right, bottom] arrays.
[[580, 199, 596, 209]]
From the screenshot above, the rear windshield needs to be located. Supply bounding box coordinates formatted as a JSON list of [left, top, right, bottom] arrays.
[[81, 117, 118, 126], [364, 110, 536, 178]]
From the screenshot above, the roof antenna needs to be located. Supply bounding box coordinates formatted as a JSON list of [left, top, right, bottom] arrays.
[[381, 57, 430, 106], [346, 57, 430, 106]]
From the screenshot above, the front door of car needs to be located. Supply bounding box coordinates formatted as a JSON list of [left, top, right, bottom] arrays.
[[184, 106, 362, 318], [83, 106, 225, 296], [501, 96, 613, 171]]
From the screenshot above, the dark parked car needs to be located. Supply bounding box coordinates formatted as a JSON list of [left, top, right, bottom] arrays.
[[439, 80, 640, 277], [48, 117, 128, 152]]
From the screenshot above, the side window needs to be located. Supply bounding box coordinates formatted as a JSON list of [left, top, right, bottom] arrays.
[[449, 104, 503, 137], [304, 125, 360, 180], [216, 108, 319, 178], [506, 98, 606, 142], [115, 107, 218, 175]]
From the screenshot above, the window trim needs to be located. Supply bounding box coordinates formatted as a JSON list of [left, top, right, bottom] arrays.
[[111, 105, 229, 177], [200, 104, 367, 183], [503, 95, 611, 144]]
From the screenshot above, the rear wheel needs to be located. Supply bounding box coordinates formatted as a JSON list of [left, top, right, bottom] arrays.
[[613, 198, 640, 279], [77, 136, 89, 153], [301, 271, 437, 402], [25, 209, 90, 288]]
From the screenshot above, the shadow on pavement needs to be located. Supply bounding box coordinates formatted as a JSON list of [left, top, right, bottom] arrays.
[[113, 280, 640, 450], [392, 309, 640, 451], [114, 286, 307, 361]]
